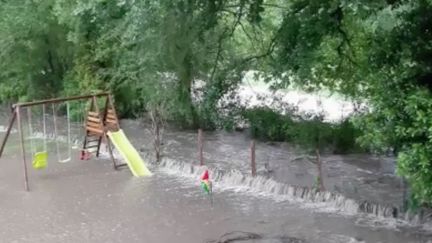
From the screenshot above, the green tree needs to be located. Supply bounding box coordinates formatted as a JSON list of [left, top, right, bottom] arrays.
[[0, 0, 73, 101], [266, 0, 432, 204]]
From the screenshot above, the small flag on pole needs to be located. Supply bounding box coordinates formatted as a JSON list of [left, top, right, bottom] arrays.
[[200, 169, 213, 206], [200, 169, 211, 194]]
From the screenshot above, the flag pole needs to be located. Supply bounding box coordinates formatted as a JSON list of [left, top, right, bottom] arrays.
[[209, 181, 213, 207]]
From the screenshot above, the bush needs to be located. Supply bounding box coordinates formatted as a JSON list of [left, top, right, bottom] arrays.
[[243, 107, 295, 141], [332, 119, 364, 154], [243, 107, 364, 153]]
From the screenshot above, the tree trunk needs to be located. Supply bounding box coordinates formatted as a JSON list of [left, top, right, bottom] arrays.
[[178, 52, 199, 128], [178, 85, 199, 127], [402, 178, 408, 212], [155, 122, 160, 162], [316, 147, 325, 191], [150, 109, 162, 163], [198, 129, 204, 166], [251, 140, 256, 177]]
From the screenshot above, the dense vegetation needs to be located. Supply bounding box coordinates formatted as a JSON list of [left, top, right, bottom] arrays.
[[1, 0, 432, 205], [244, 107, 362, 153]]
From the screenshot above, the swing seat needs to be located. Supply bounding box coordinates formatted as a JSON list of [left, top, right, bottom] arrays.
[[58, 158, 71, 163], [32, 151, 48, 170]]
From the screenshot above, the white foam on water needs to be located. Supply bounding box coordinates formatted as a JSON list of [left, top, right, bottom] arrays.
[[356, 168, 374, 175], [88, 128, 432, 233], [320, 233, 366, 243], [159, 159, 360, 213], [192, 71, 364, 123], [156, 158, 432, 232]]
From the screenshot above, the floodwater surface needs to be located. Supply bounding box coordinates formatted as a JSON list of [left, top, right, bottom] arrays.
[[0, 113, 431, 242]]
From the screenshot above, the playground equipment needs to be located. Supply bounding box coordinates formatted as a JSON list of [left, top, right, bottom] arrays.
[[53, 102, 72, 163], [70, 101, 92, 160], [27, 106, 48, 169], [0, 93, 152, 191], [107, 129, 152, 177]]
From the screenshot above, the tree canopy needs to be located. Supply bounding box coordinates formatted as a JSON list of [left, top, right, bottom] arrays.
[[1, 0, 432, 205]]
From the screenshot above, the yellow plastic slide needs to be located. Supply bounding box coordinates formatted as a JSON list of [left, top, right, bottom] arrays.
[[107, 129, 152, 177]]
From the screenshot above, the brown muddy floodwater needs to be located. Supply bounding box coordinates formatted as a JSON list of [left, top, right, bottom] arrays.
[[0, 114, 431, 242]]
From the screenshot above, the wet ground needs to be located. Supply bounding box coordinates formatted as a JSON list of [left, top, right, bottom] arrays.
[[1, 113, 432, 242]]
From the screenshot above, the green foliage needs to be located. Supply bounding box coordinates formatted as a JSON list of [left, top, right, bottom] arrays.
[[264, 0, 432, 203], [243, 107, 363, 154], [0, 0, 74, 101], [353, 2, 432, 204], [332, 119, 363, 154], [243, 107, 295, 141], [3, 0, 432, 203], [355, 88, 432, 204], [290, 113, 335, 153], [0, 0, 273, 124]]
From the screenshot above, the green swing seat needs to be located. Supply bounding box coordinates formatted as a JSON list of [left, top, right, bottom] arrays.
[[32, 151, 48, 170]]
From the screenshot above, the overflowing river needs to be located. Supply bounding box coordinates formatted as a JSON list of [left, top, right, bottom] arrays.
[[1, 107, 432, 242]]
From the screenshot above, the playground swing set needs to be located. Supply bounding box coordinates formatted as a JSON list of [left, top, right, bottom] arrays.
[[0, 92, 152, 191]]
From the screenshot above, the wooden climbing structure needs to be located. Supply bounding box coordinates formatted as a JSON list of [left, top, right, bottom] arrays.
[[0, 92, 125, 191]]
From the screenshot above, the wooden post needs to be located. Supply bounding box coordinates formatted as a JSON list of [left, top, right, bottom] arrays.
[[316, 148, 324, 191], [82, 97, 94, 153], [250, 140, 256, 177], [105, 94, 121, 168], [102, 95, 110, 126], [16, 107, 29, 191], [0, 110, 17, 157], [90, 96, 105, 158], [12, 92, 110, 108], [106, 94, 120, 131], [97, 96, 110, 158], [402, 178, 408, 212], [155, 121, 160, 162], [198, 129, 203, 166], [149, 109, 161, 163], [105, 134, 118, 169]]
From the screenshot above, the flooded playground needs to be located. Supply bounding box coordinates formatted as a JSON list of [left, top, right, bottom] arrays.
[[0, 110, 432, 243], [4, 0, 432, 242]]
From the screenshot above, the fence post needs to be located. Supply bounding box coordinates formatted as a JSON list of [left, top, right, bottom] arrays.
[[250, 140, 256, 176], [155, 122, 160, 162], [198, 129, 204, 166], [316, 148, 324, 191]]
